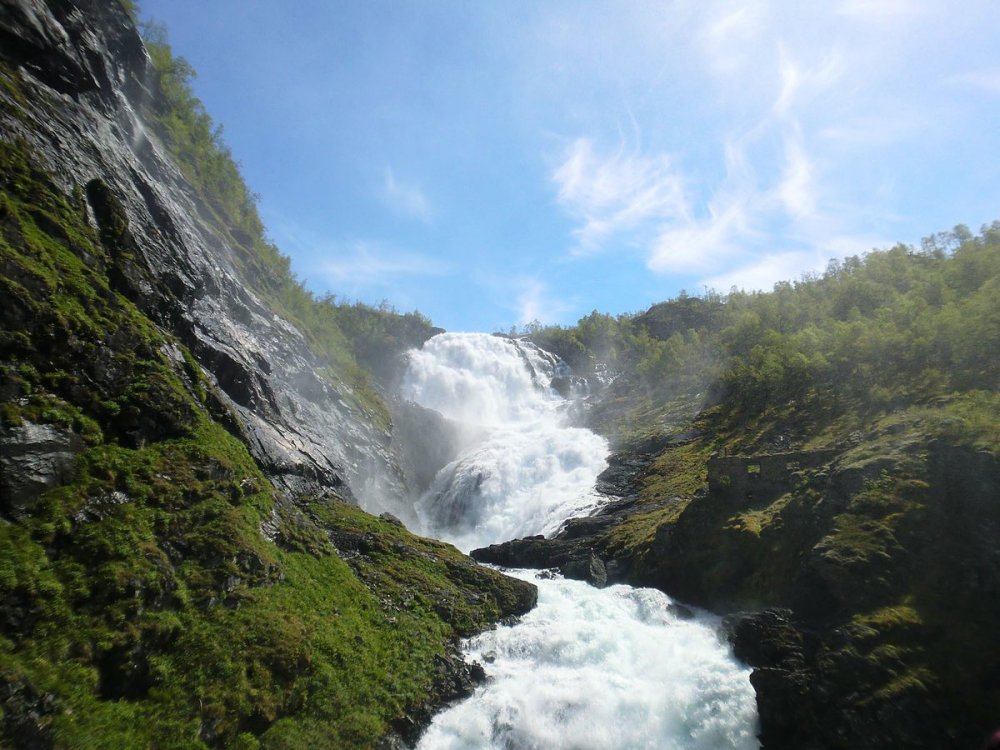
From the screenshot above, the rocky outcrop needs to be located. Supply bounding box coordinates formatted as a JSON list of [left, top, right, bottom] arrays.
[[647, 440, 999, 746], [722, 609, 823, 749], [472, 536, 608, 587], [0, 421, 85, 515]]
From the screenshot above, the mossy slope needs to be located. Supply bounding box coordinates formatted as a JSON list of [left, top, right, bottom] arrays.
[[0, 134, 533, 748]]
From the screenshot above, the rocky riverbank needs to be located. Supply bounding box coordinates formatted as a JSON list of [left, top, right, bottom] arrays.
[[472, 421, 1000, 748]]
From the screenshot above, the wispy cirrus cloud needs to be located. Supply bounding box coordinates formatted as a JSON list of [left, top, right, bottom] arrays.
[[551, 137, 687, 253], [702, 233, 887, 293], [320, 240, 449, 286], [698, 2, 768, 78], [773, 45, 845, 118], [552, 116, 829, 280], [647, 196, 751, 275], [776, 123, 817, 220], [700, 249, 824, 293], [382, 167, 432, 222], [547, 4, 915, 295]]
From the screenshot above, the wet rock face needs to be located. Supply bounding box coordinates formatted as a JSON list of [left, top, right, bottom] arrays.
[[0, 0, 404, 504], [0, 421, 85, 517], [722, 609, 817, 748], [391, 399, 466, 495], [0, 0, 144, 98]]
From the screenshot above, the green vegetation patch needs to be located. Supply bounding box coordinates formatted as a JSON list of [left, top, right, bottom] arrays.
[[640, 439, 713, 502]]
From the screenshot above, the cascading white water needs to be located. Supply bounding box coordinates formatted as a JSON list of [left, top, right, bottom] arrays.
[[403, 332, 759, 749], [402, 332, 609, 552], [418, 572, 759, 750]]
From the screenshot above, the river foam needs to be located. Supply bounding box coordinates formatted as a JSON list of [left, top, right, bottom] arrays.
[[418, 571, 759, 750]]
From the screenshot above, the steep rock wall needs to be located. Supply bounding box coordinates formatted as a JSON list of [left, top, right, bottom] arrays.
[[0, 0, 404, 504]]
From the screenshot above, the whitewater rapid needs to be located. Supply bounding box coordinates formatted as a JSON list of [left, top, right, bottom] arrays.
[[402, 333, 758, 749], [418, 572, 759, 750]]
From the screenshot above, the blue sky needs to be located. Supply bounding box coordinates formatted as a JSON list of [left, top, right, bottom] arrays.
[[140, 0, 1000, 332]]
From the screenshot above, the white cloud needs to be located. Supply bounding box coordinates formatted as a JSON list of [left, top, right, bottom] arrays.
[[552, 137, 687, 252], [773, 45, 845, 118], [514, 276, 572, 326], [382, 167, 432, 222], [775, 124, 816, 220], [699, 231, 889, 293], [648, 196, 750, 274], [320, 240, 448, 285], [946, 69, 1000, 96], [774, 47, 802, 118], [553, 120, 830, 277], [699, 2, 767, 78], [699, 249, 824, 293], [546, 0, 944, 291], [555, 115, 831, 277]]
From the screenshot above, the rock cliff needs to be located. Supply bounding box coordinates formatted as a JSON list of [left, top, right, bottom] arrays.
[[1, 0, 405, 504]]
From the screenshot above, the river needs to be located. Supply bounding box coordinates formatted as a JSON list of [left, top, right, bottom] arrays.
[[399, 332, 758, 749]]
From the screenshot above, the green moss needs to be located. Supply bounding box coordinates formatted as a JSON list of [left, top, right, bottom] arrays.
[[820, 515, 899, 566], [309, 499, 533, 636], [871, 667, 933, 702], [640, 439, 713, 502], [852, 605, 923, 632], [605, 500, 689, 561], [0, 63, 29, 106]]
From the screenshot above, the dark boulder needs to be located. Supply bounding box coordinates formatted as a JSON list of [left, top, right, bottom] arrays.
[[722, 608, 806, 671], [472, 536, 609, 587], [561, 551, 608, 588], [722, 609, 819, 748]]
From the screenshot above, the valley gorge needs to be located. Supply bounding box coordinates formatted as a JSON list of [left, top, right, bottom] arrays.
[[1, 2, 998, 748]]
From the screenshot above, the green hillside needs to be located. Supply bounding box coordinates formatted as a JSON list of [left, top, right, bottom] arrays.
[[528, 226, 1000, 746]]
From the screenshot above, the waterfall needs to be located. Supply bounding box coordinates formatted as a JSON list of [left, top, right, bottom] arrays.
[[403, 332, 759, 749], [402, 332, 609, 552]]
